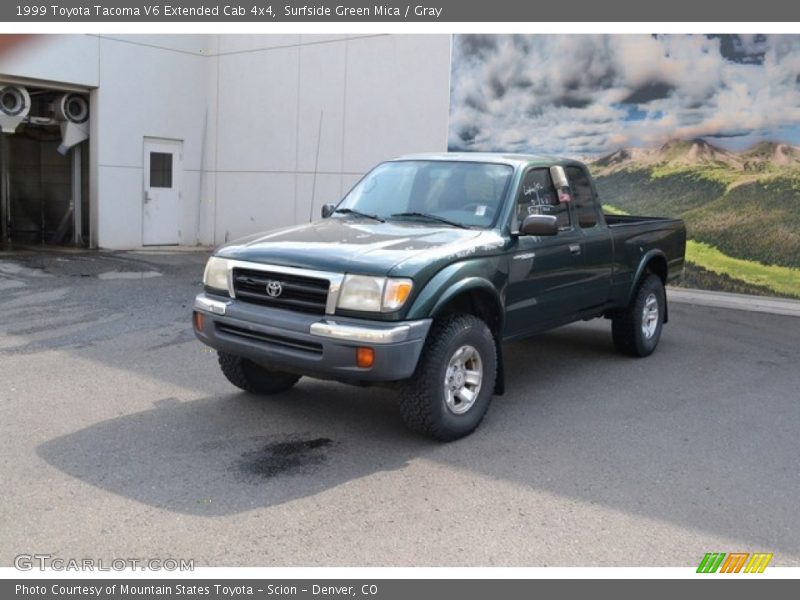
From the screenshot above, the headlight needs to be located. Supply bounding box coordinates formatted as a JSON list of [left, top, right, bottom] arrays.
[[337, 275, 413, 313], [203, 256, 230, 294], [337, 275, 384, 312]]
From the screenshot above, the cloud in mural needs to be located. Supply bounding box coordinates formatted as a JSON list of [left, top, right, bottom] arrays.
[[448, 34, 800, 156]]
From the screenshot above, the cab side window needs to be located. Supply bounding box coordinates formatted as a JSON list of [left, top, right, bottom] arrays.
[[516, 168, 570, 230], [566, 165, 598, 228]]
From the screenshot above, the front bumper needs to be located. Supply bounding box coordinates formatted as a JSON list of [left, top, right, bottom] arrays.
[[193, 293, 431, 382]]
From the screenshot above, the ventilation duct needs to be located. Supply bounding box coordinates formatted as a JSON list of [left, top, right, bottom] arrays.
[[52, 93, 89, 154], [0, 85, 31, 133]]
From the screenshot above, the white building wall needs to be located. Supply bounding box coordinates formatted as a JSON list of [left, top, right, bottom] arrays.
[[0, 35, 99, 87], [92, 35, 214, 248], [1, 34, 452, 249], [210, 33, 452, 245]]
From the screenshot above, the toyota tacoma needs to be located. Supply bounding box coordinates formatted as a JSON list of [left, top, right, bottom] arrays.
[[193, 154, 686, 440]]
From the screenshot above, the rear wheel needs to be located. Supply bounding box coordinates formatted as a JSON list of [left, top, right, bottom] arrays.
[[399, 314, 497, 441], [611, 274, 665, 357], [217, 352, 300, 395]]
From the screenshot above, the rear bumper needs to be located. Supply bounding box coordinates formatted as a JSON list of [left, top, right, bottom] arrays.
[[193, 293, 431, 382]]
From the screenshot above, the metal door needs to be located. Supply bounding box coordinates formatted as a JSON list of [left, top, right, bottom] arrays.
[[142, 138, 182, 246]]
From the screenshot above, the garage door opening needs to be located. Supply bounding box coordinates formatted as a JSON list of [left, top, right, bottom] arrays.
[[0, 83, 90, 248]]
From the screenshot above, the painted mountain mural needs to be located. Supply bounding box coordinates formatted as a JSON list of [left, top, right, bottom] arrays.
[[449, 34, 800, 298], [591, 139, 800, 298]]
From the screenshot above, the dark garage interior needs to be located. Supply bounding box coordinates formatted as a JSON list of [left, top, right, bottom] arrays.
[[0, 84, 89, 248]]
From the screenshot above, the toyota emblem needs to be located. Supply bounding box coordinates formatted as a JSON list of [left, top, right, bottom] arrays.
[[265, 280, 283, 297]]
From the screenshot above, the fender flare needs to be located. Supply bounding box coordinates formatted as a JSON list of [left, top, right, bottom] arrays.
[[428, 276, 504, 322], [628, 249, 669, 323], [410, 275, 506, 395]]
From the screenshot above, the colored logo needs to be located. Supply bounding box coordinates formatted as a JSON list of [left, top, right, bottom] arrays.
[[697, 552, 773, 573]]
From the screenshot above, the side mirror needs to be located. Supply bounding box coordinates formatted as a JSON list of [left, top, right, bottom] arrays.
[[321, 203, 336, 219], [519, 214, 558, 236]]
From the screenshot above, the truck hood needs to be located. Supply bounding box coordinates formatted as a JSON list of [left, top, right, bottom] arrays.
[[215, 218, 495, 276]]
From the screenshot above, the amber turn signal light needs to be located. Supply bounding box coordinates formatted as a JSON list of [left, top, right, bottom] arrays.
[[356, 346, 375, 368], [193, 311, 204, 332], [383, 279, 413, 311]]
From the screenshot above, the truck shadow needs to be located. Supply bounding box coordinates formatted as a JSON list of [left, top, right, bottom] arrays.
[[33, 323, 615, 518], [37, 381, 425, 516], [36, 316, 800, 556]]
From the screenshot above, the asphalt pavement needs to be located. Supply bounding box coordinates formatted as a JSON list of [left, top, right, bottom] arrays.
[[1, 249, 798, 567]]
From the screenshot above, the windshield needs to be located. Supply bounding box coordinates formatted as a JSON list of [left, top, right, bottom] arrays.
[[336, 160, 514, 228]]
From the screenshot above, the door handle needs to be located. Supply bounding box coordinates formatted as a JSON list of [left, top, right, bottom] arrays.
[[144, 191, 151, 204], [569, 243, 582, 255]]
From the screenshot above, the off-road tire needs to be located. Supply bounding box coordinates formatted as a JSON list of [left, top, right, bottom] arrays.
[[217, 352, 300, 395], [611, 274, 666, 357], [399, 314, 497, 441]]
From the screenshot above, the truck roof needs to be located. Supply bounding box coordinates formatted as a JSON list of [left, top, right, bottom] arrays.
[[394, 152, 584, 168]]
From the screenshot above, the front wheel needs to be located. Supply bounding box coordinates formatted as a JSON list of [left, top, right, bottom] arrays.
[[611, 274, 666, 357], [399, 314, 497, 441], [217, 352, 301, 395]]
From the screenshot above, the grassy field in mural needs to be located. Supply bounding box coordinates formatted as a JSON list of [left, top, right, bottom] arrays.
[[685, 241, 800, 298], [594, 139, 800, 299]]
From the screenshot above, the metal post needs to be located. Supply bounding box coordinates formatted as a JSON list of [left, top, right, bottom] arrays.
[[72, 143, 82, 245], [0, 134, 8, 244]]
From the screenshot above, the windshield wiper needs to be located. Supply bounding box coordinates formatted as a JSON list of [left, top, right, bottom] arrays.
[[334, 207, 385, 222], [389, 212, 469, 229]]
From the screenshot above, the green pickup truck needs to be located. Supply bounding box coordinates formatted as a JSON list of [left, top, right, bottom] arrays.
[[194, 153, 686, 440]]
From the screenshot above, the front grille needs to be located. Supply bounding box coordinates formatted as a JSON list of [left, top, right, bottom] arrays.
[[232, 268, 329, 315], [216, 322, 323, 355]]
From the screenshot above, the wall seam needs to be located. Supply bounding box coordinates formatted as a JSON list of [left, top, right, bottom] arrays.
[[213, 40, 221, 244], [294, 39, 301, 223], [90, 33, 389, 59], [339, 38, 349, 196]]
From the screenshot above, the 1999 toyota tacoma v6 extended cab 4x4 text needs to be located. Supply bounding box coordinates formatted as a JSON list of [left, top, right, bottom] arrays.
[[193, 153, 686, 440]]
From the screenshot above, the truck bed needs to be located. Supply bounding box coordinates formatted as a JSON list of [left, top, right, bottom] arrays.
[[602, 212, 687, 305]]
